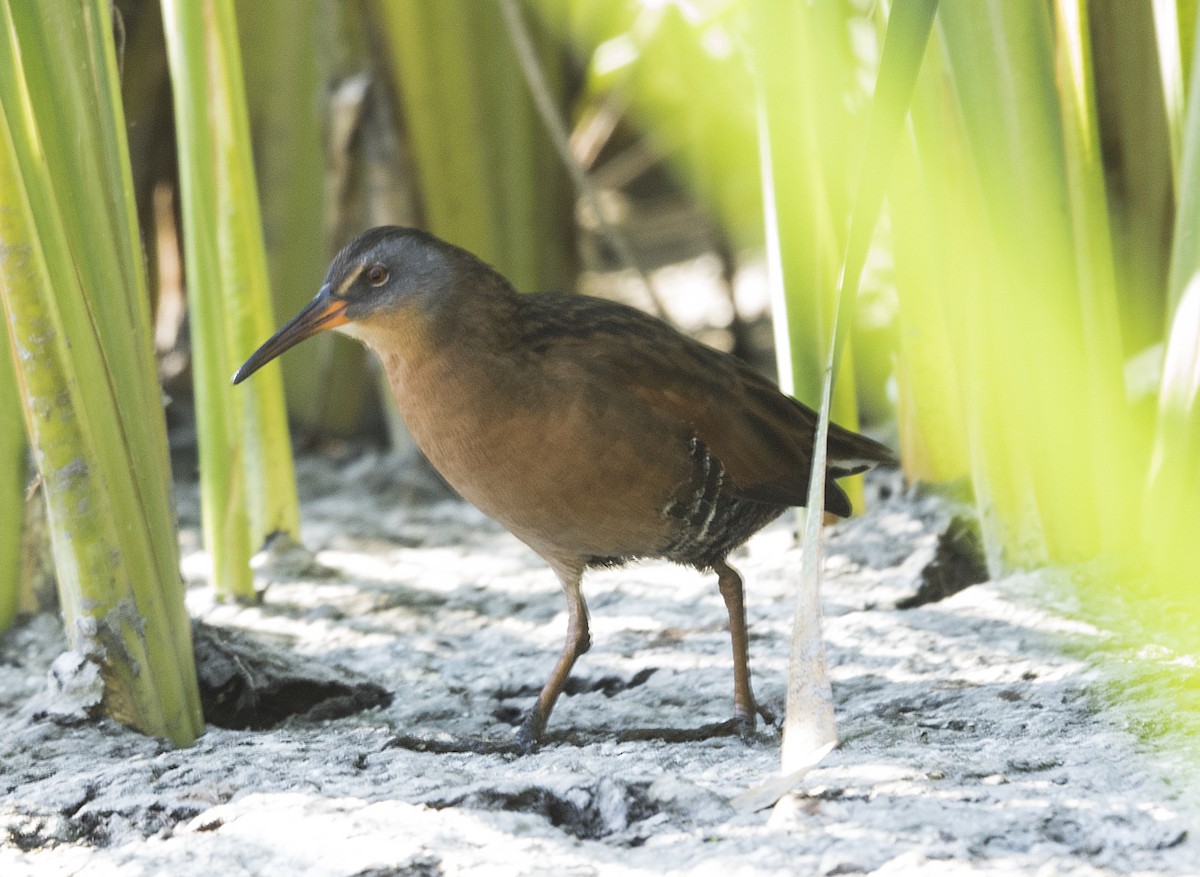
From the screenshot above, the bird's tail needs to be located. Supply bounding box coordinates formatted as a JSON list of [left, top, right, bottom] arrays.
[[826, 420, 897, 478]]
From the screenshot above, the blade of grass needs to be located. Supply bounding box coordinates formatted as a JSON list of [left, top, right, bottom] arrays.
[[237, 0, 372, 435], [739, 0, 936, 791], [1143, 279, 1200, 626], [366, 0, 574, 292], [1145, 6, 1200, 635], [1053, 0, 1136, 558], [529, 0, 764, 250], [1091, 0, 1174, 355], [1156, 0, 1187, 175], [935, 1, 1114, 565], [1167, 7, 1200, 314], [499, 0, 665, 317], [0, 324, 23, 634], [783, 0, 937, 777], [751, 0, 860, 416], [0, 0, 201, 744], [889, 59, 971, 483], [161, 0, 301, 599]]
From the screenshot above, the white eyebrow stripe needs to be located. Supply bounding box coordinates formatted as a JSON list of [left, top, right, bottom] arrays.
[[336, 265, 364, 296]]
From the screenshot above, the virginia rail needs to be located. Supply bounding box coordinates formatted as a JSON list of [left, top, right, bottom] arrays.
[[234, 226, 895, 749]]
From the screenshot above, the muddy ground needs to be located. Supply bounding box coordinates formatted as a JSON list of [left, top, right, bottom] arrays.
[[0, 451, 1196, 876]]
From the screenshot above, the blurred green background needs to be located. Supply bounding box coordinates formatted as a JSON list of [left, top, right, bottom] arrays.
[[0, 0, 1196, 748]]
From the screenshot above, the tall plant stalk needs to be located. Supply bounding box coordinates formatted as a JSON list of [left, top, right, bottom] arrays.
[[237, 0, 373, 436], [0, 324, 24, 634], [160, 0, 301, 600], [776, 0, 938, 780], [365, 0, 575, 292], [1144, 5, 1200, 626], [749, 0, 862, 442], [0, 0, 202, 745]]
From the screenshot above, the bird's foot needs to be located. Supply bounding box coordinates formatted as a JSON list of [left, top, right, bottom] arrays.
[[731, 700, 779, 741], [733, 710, 757, 742], [515, 712, 546, 754], [756, 701, 778, 728], [615, 719, 747, 744], [385, 733, 522, 756]]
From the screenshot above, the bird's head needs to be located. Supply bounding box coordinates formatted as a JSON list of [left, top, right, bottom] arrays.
[[233, 226, 511, 385]]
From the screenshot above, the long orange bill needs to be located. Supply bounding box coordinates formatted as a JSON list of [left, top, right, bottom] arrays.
[[232, 284, 349, 385]]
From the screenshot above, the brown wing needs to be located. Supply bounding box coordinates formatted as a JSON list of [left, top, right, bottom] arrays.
[[517, 293, 895, 516]]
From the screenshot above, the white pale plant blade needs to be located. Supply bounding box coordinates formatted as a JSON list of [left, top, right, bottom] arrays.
[[742, 0, 939, 809]]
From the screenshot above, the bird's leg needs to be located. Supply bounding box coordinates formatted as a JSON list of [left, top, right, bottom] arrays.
[[516, 564, 590, 752], [714, 559, 757, 738]]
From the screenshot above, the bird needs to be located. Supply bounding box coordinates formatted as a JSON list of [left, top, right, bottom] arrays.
[[233, 226, 896, 750]]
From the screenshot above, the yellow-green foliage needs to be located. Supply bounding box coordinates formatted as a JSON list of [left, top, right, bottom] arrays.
[[0, 0, 201, 744], [367, 0, 575, 293], [535, 0, 1199, 666], [0, 323, 24, 633], [161, 0, 301, 600], [236, 0, 375, 436]]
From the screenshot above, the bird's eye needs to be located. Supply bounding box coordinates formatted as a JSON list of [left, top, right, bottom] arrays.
[[365, 264, 389, 286]]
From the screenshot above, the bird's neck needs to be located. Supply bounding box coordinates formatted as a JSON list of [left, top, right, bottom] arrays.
[[361, 313, 534, 492], [344, 287, 528, 416]]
